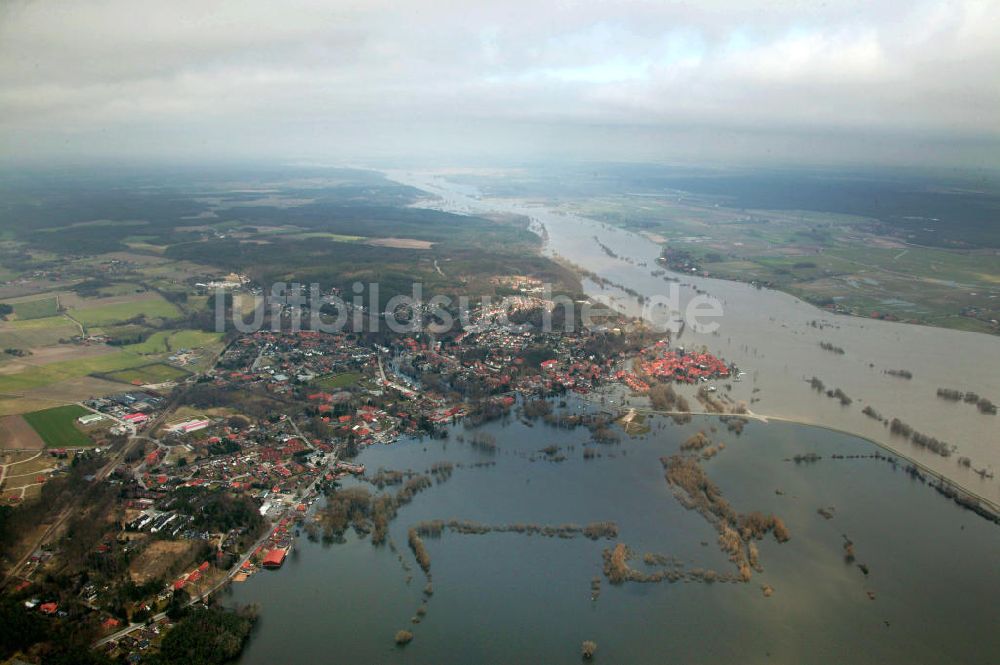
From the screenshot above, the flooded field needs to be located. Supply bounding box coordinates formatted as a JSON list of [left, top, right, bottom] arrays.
[[230, 410, 1000, 664]]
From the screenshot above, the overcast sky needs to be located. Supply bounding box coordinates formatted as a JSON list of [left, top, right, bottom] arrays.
[[2, 0, 998, 168]]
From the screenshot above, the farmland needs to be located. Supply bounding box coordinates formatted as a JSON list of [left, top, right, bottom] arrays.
[[70, 295, 182, 328], [11, 296, 59, 320], [0, 315, 79, 349], [22, 404, 93, 447], [0, 415, 46, 450], [0, 349, 150, 394], [102, 362, 190, 385], [125, 329, 225, 355]]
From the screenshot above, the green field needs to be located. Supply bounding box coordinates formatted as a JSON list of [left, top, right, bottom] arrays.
[[313, 372, 362, 390], [12, 297, 59, 320], [23, 404, 93, 447], [125, 329, 224, 354], [0, 349, 149, 394], [103, 362, 189, 385], [5, 315, 75, 331], [0, 315, 79, 349], [71, 297, 182, 327]]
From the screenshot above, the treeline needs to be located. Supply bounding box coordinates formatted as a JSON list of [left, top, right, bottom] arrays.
[[889, 418, 953, 457], [412, 519, 618, 541], [826, 387, 852, 406], [601, 543, 737, 586], [936, 388, 997, 415], [819, 341, 845, 355], [807, 377, 851, 405], [902, 464, 1000, 525], [861, 405, 883, 421], [407, 528, 431, 574]]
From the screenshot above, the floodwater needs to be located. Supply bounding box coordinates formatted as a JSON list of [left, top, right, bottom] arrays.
[[386, 171, 1000, 505], [230, 410, 1000, 664], [229, 172, 1000, 663]]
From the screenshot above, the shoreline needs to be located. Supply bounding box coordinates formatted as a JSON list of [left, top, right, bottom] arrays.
[[602, 401, 1000, 519]]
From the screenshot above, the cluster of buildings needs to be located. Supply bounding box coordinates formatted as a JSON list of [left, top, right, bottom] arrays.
[[125, 510, 192, 538], [635, 342, 735, 384], [84, 391, 166, 435], [15, 292, 670, 662], [216, 331, 375, 389]]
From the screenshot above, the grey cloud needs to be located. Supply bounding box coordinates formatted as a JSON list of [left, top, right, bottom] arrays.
[[1, 0, 998, 167]]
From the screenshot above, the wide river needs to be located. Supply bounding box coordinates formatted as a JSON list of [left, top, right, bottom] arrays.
[[228, 172, 1000, 664], [386, 171, 1000, 506]]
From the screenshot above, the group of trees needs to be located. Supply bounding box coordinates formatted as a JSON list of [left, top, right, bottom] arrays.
[[407, 528, 431, 574], [825, 387, 853, 406], [171, 486, 266, 536], [889, 418, 953, 457], [0, 589, 113, 664], [936, 387, 997, 415], [148, 605, 257, 665], [861, 405, 883, 421], [411, 519, 619, 541], [661, 454, 790, 582], [647, 383, 692, 423], [316, 469, 443, 545], [0, 455, 110, 562], [316, 486, 373, 541]]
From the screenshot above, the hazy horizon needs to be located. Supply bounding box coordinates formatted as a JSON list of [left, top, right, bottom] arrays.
[[2, 0, 999, 169]]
